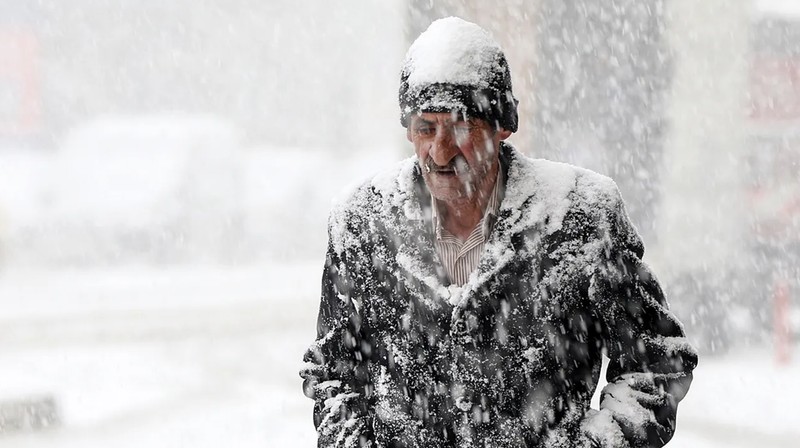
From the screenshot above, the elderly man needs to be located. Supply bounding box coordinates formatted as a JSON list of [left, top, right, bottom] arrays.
[[301, 17, 697, 448]]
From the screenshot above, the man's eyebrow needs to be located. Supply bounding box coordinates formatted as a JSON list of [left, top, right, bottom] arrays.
[[414, 119, 435, 127]]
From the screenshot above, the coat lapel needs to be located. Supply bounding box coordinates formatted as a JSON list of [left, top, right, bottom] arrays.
[[452, 144, 532, 308], [454, 144, 580, 309], [373, 157, 450, 311]]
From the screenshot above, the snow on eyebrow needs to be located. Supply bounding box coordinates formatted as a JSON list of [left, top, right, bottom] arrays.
[[403, 17, 503, 90], [404, 90, 468, 117]]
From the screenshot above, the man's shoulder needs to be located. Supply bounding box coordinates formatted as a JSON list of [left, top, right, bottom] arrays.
[[327, 157, 419, 255], [332, 156, 417, 212], [501, 149, 626, 236], [507, 152, 622, 210], [328, 156, 419, 230]]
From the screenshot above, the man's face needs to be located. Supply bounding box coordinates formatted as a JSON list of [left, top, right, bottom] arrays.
[[407, 112, 511, 203]]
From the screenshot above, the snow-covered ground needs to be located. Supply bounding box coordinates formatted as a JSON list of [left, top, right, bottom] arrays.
[[0, 264, 797, 447]]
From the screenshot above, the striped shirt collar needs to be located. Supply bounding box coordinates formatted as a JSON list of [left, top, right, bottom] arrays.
[[431, 168, 503, 242]]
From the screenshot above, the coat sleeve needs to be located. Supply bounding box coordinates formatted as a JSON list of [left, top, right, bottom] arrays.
[[580, 187, 698, 448], [300, 226, 374, 448]]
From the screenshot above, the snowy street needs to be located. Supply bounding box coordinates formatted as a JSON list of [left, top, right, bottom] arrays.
[[0, 264, 320, 447], [0, 264, 797, 448]]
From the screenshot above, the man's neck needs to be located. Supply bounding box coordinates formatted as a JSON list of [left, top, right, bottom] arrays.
[[436, 165, 498, 241]]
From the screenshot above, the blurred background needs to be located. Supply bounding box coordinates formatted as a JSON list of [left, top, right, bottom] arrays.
[[0, 0, 798, 446]]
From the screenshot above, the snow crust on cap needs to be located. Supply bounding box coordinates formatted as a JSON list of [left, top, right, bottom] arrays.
[[403, 17, 503, 90], [406, 90, 465, 118]]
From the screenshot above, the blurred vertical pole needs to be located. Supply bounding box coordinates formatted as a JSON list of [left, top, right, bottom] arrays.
[[654, 1, 751, 278], [0, 1, 42, 147], [773, 280, 791, 365], [530, 0, 672, 245], [404, 0, 454, 43]]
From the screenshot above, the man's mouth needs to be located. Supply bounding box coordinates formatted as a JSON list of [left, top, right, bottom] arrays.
[[432, 167, 456, 175], [425, 159, 462, 176]]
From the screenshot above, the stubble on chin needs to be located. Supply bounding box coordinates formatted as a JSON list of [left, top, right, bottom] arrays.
[[424, 172, 478, 205]]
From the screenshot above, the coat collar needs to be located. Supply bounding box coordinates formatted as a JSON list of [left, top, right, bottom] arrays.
[[372, 142, 578, 310]]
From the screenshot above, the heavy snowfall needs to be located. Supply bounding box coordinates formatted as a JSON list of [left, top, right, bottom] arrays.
[[0, 1, 798, 447]]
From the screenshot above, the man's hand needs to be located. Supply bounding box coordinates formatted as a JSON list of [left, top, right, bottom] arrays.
[[584, 373, 682, 448], [581, 408, 631, 448]]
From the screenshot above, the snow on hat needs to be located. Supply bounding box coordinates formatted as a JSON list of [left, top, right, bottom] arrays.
[[399, 17, 519, 132]]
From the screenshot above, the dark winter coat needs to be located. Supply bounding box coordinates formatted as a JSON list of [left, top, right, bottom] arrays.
[[301, 143, 697, 448]]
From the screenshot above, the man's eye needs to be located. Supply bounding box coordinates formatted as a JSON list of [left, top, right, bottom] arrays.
[[453, 125, 473, 138], [416, 127, 435, 136]]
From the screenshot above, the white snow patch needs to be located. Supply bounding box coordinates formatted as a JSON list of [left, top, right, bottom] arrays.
[[403, 17, 502, 91]]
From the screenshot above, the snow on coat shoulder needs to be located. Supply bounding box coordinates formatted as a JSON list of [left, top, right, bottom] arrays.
[[327, 156, 418, 257], [496, 146, 628, 237], [327, 145, 630, 260]]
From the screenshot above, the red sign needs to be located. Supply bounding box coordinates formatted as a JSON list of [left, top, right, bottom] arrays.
[[0, 27, 40, 135], [749, 57, 800, 121]]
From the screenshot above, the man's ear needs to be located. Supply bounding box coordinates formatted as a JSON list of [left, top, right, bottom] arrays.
[[497, 128, 512, 140], [406, 126, 413, 142]]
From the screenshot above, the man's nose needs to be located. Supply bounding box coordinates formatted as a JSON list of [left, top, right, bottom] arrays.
[[430, 128, 459, 166]]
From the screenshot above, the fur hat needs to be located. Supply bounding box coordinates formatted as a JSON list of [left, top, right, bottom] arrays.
[[399, 17, 518, 132]]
